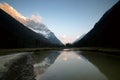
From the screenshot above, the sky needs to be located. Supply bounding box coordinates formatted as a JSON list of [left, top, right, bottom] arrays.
[[0, 0, 119, 44]]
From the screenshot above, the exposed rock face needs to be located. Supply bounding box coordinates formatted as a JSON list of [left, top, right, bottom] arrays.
[[0, 53, 35, 80], [74, 1, 120, 48]]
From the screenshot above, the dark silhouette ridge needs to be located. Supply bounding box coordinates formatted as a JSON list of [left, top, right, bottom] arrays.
[[0, 3, 63, 47], [74, 1, 120, 49], [0, 9, 62, 48]]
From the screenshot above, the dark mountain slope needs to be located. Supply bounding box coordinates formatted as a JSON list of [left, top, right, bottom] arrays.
[[0, 9, 55, 48], [25, 20, 63, 46], [74, 1, 120, 48], [0, 3, 63, 47]]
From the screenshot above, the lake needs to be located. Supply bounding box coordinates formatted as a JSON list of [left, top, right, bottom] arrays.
[[32, 49, 120, 80]]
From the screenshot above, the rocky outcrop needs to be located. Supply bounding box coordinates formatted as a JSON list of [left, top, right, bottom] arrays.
[[0, 52, 35, 80]]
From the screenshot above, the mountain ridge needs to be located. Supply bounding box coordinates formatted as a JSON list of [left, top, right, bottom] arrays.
[[73, 1, 120, 49], [0, 3, 63, 46], [0, 8, 55, 48]]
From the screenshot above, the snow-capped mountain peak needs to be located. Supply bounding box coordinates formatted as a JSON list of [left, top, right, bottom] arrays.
[[0, 3, 51, 38], [0, 3, 63, 45], [24, 19, 51, 38]]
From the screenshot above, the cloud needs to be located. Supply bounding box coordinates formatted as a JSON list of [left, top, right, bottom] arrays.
[[30, 15, 42, 23]]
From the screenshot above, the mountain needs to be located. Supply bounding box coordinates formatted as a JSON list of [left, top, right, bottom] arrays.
[[0, 3, 63, 46], [73, 1, 120, 49], [25, 19, 63, 45], [0, 9, 57, 48], [73, 34, 86, 44], [0, 3, 26, 24]]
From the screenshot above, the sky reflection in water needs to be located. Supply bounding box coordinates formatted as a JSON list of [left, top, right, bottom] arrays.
[[33, 49, 108, 80]]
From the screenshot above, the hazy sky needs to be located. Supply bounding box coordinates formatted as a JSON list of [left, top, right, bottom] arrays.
[[0, 0, 119, 44]]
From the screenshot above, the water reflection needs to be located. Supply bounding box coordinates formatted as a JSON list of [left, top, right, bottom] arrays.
[[80, 51, 120, 80], [33, 51, 60, 80], [33, 49, 108, 80]]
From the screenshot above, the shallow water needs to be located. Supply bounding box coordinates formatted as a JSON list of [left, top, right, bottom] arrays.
[[32, 49, 120, 80]]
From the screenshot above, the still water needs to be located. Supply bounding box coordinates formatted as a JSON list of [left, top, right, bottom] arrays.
[[32, 49, 120, 80]]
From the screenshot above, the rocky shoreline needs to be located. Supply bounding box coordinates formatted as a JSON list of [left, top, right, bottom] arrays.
[[0, 52, 35, 80]]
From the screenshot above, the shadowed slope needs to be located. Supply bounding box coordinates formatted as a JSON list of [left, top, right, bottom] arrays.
[[0, 9, 55, 48], [74, 1, 120, 48]]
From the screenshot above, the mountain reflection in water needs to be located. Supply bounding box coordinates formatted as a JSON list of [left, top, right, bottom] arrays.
[[33, 49, 120, 80]]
